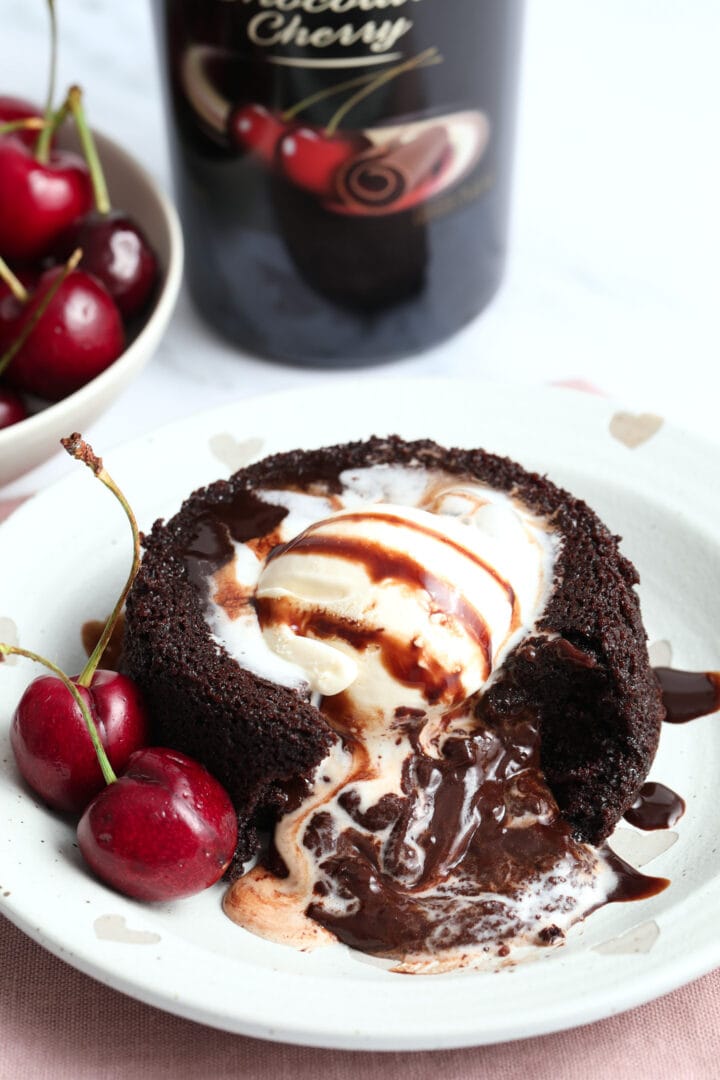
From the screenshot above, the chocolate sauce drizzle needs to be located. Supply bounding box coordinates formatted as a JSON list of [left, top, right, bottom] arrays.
[[180, 490, 289, 591], [616, 665, 720, 835], [624, 782, 686, 831], [273, 509, 517, 611], [259, 506, 525, 696], [255, 595, 468, 706], [656, 667, 720, 723]]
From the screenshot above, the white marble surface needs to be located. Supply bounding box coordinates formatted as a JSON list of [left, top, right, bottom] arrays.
[[2, 0, 719, 498]]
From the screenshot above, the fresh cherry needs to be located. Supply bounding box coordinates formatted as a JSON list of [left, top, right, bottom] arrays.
[[1, 436, 238, 904], [0, 386, 28, 428], [51, 87, 159, 320], [10, 671, 149, 815], [4, 437, 148, 813], [0, 262, 124, 401], [229, 103, 288, 166], [0, 138, 92, 262], [0, 96, 43, 148], [77, 747, 238, 901], [56, 211, 157, 320], [279, 126, 370, 199]]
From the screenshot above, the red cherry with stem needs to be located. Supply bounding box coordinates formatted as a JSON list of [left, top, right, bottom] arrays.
[[279, 126, 370, 199], [54, 87, 158, 319], [9, 669, 149, 814], [229, 103, 288, 166], [0, 138, 92, 262], [57, 210, 158, 320], [77, 747, 238, 901], [0, 382, 27, 425], [0, 386, 28, 428], [3, 435, 149, 814], [0, 252, 125, 401]]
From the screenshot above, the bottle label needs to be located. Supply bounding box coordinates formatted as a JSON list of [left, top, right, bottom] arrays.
[[236, 0, 420, 61], [180, 3, 494, 220]]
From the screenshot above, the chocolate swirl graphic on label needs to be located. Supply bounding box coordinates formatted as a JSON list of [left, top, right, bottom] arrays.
[[336, 125, 451, 210]]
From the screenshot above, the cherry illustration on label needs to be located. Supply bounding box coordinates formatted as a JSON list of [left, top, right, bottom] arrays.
[[279, 127, 371, 200], [179, 45, 480, 216], [229, 103, 289, 166]]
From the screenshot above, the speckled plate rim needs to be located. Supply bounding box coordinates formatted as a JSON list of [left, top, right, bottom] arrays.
[[1, 378, 719, 1051]]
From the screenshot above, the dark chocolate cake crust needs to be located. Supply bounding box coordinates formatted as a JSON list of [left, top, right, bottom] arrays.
[[123, 436, 664, 859]]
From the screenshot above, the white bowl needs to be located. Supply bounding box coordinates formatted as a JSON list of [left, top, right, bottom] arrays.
[[0, 128, 183, 487]]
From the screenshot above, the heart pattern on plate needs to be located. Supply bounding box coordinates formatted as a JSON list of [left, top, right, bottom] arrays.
[[0, 616, 19, 664], [609, 411, 664, 449], [94, 914, 161, 945], [209, 434, 264, 473], [609, 827, 679, 868], [648, 639, 673, 668], [594, 920, 660, 956]]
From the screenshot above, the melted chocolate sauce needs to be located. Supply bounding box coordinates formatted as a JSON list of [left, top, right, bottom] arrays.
[[603, 846, 668, 902], [179, 491, 288, 589], [81, 614, 126, 671], [656, 667, 720, 723], [624, 782, 686, 831], [300, 716, 666, 957]]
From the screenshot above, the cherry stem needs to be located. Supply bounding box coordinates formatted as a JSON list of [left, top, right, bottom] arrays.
[[36, 0, 58, 164], [62, 434, 141, 688], [325, 49, 442, 136], [0, 117, 46, 136], [281, 71, 380, 122], [34, 97, 70, 164], [0, 256, 29, 304], [67, 85, 111, 215], [0, 248, 81, 380], [0, 643, 117, 786]]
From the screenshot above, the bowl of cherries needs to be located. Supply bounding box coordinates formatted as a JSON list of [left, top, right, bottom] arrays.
[[0, 88, 183, 487]]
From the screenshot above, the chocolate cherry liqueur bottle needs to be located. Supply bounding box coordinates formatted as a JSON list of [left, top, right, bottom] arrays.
[[154, 1, 524, 365]]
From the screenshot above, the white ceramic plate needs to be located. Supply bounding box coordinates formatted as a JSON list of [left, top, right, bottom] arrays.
[[1, 379, 719, 1051]]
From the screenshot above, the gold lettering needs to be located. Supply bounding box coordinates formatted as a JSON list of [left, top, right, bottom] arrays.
[[248, 10, 415, 53]]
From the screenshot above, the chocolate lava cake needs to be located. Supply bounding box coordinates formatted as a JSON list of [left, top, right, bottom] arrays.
[[123, 436, 665, 868]]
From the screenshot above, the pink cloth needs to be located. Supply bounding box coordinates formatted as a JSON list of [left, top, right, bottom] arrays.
[[0, 497, 27, 524], [1, 915, 718, 1079]]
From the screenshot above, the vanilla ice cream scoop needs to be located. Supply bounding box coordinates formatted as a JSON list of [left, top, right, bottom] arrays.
[[254, 500, 553, 726]]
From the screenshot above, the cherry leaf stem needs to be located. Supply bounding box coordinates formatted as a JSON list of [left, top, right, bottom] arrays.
[[62, 434, 141, 687], [36, 0, 58, 164], [0, 249, 82, 379], [325, 49, 442, 136], [0, 643, 117, 785], [0, 117, 46, 135], [67, 85, 111, 215], [0, 256, 29, 304]]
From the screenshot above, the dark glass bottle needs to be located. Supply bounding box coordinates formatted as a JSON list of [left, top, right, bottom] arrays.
[[153, 1, 524, 365]]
